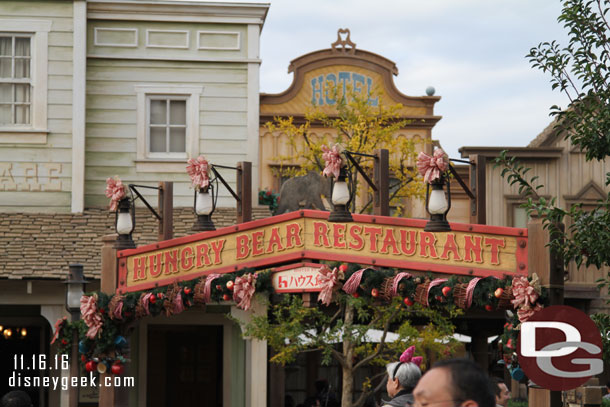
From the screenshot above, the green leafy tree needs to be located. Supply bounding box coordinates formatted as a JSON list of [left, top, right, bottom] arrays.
[[266, 84, 424, 215], [497, 0, 610, 281], [243, 291, 461, 407]]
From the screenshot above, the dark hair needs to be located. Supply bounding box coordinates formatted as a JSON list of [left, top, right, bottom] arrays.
[[1, 391, 33, 407], [491, 377, 507, 396], [432, 359, 495, 407]]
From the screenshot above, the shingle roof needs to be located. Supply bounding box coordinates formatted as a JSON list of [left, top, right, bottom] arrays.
[[0, 206, 271, 280]]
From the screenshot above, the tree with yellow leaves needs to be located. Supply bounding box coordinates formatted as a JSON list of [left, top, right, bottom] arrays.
[[266, 83, 425, 215]]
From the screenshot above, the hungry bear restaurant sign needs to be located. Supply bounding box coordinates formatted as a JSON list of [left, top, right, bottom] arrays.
[[117, 210, 528, 293]]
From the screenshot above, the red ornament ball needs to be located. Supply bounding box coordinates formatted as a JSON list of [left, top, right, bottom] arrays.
[[157, 292, 164, 299], [111, 363, 124, 375], [183, 287, 192, 295], [441, 286, 452, 297], [61, 339, 68, 346], [99, 308, 105, 314], [494, 288, 504, 298], [226, 281, 235, 291], [222, 294, 231, 301], [371, 288, 379, 298], [352, 292, 360, 298], [216, 284, 222, 291], [339, 264, 348, 273], [149, 294, 156, 304], [85, 361, 97, 372], [485, 304, 494, 311], [403, 297, 414, 306]]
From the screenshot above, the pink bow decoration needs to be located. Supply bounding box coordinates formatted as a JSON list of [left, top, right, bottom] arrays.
[[342, 268, 368, 295], [186, 156, 211, 190], [233, 273, 257, 310], [318, 266, 340, 306], [391, 272, 412, 297], [321, 144, 343, 179], [112, 299, 124, 320], [80, 295, 103, 340], [517, 303, 543, 322], [511, 276, 539, 309], [203, 273, 221, 304], [416, 148, 449, 184], [51, 317, 67, 345], [105, 177, 126, 211], [399, 345, 423, 367]]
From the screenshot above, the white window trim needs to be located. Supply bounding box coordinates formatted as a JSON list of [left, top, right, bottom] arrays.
[[0, 19, 51, 144], [135, 84, 202, 172]]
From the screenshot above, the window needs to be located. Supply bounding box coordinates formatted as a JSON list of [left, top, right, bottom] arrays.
[[135, 85, 202, 172], [0, 20, 51, 143], [0, 35, 31, 125], [148, 97, 187, 156]]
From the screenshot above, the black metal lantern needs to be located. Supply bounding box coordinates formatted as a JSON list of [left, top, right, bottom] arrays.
[[64, 264, 87, 321], [193, 185, 216, 232], [424, 174, 451, 232], [115, 197, 136, 249], [328, 166, 354, 222]]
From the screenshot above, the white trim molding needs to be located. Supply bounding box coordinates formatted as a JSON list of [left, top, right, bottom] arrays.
[[146, 29, 189, 49], [93, 27, 138, 48], [197, 30, 240, 50], [72, 0, 87, 213], [134, 84, 202, 172], [0, 19, 51, 143]]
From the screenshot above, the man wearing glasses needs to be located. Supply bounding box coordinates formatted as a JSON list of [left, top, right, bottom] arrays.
[[412, 359, 495, 407]]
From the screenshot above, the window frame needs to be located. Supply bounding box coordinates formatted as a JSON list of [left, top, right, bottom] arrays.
[[146, 96, 188, 159], [135, 84, 202, 172], [0, 34, 33, 126], [0, 19, 51, 144]]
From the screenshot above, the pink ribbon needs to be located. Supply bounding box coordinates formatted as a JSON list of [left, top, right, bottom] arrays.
[[342, 268, 368, 294], [80, 295, 103, 340], [203, 274, 221, 304], [51, 317, 67, 345], [318, 266, 340, 306], [233, 273, 257, 310], [186, 156, 210, 190], [141, 292, 153, 316], [173, 292, 185, 314], [399, 345, 423, 367], [321, 144, 343, 179], [465, 277, 482, 308], [427, 278, 448, 306], [517, 303, 543, 322], [416, 148, 449, 184], [391, 272, 412, 297], [112, 300, 124, 320], [105, 177, 126, 211]]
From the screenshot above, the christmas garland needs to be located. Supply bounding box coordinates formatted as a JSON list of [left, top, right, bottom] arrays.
[[51, 263, 547, 376]]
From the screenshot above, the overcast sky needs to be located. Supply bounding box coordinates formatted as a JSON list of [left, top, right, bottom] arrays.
[[255, 0, 571, 159]]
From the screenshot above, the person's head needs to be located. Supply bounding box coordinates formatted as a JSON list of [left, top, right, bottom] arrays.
[[413, 358, 495, 407], [385, 361, 422, 398], [1, 391, 33, 407], [492, 377, 510, 406]]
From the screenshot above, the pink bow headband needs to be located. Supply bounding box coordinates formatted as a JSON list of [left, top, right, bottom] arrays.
[[399, 345, 423, 367]]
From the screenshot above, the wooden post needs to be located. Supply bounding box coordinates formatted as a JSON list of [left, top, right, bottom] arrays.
[[99, 235, 130, 407], [527, 217, 564, 407], [237, 161, 252, 224], [469, 154, 486, 225], [373, 149, 389, 216], [157, 181, 173, 241]]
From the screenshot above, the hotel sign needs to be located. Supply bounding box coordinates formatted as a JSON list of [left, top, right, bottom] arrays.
[[117, 210, 528, 293]]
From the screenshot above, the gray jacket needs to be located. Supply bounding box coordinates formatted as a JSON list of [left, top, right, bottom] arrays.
[[381, 390, 414, 407]]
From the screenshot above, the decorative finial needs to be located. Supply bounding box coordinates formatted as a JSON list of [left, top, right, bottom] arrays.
[[426, 86, 436, 96], [331, 28, 356, 55]]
